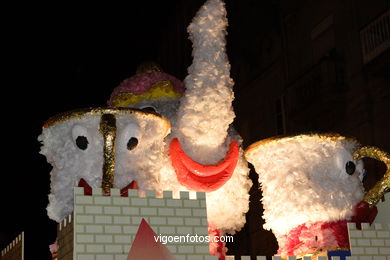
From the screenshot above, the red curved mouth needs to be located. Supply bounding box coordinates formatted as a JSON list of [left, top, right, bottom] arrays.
[[169, 138, 239, 192], [78, 178, 138, 196]]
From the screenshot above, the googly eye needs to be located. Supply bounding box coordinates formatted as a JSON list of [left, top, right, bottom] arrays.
[[127, 137, 139, 150], [76, 136, 89, 150], [345, 161, 356, 175], [72, 125, 90, 151], [122, 123, 140, 151]]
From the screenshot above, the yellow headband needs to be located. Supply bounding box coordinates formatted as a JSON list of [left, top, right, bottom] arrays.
[[111, 80, 183, 107]]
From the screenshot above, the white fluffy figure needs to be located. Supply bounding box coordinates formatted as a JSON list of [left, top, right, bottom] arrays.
[[245, 134, 369, 256], [39, 108, 170, 222], [107, 0, 251, 257]]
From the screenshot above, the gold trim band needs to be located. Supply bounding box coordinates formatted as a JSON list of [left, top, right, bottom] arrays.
[[353, 146, 390, 206], [100, 114, 117, 195]]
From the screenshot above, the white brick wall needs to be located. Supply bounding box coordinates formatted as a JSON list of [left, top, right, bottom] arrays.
[[375, 193, 389, 224], [56, 186, 390, 260], [72, 187, 211, 260], [221, 222, 390, 260], [348, 222, 390, 259]]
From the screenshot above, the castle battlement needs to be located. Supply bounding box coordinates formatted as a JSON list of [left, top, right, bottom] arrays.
[[54, 187, 390, 260], [222, 222, 390, 260], [0, 232, 24, 260], [347, 222, 390, 257], [56, 186, 213, 260], [2, 188, 388, 259]]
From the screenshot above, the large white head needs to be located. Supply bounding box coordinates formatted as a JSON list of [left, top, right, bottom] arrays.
[[39, 107, 170, 222], [245, 133, 365, 236]]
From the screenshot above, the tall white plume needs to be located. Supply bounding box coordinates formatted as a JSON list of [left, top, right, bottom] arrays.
[[175, 0, 235, 163]]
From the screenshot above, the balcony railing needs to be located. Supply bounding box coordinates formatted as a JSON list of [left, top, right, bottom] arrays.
[[360, 9, 390, 64]]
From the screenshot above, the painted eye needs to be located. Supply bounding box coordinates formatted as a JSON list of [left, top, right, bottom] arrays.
[[127, 137, 138, 150], [345, 161, 356, 175], [122, 123, 140, 152], [76, 136, 89, 150], [72, 125, 90, 151]]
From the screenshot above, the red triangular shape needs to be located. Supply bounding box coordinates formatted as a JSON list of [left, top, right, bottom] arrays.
[[120, 181, 139, 197], [127, 218, 176, 260], [78, 178, 92, 195]]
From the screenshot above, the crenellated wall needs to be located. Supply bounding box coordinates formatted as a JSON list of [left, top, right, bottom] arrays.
[[3, 188, 388, 259], [0, 232, 24, 260], [61, 186, 215, 260], [58, 214, 74, 260], [225, 221, 390, 260], [348, 222, 390, 258], [375, 193, 390, 224]]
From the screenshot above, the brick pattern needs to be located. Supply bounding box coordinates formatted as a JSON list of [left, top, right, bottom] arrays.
[[0, 232, 24, 260], [58, 214, 74, 260], [348, 222, 390, 259], [60, 186, 390, 259], [71, 187, 213, 260], [224, 221, 390, 260], [376, 193, 390, 224]]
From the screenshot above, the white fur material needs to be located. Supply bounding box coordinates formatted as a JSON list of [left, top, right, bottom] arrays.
[[39, 112, 170, 222], [245, 135, 365, 236], [176, 0, 235, 163]]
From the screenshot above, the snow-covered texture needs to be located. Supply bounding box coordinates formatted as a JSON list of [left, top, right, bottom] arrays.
[[175, 0, 235, 163], [245, 134, 365, 237], [39, 110, 170, 222]]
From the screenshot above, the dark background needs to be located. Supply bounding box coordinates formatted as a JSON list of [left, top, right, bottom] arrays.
[[2, 0, 389, 259]]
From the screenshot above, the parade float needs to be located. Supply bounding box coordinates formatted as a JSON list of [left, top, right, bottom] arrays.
[[29, 0, 390, 259]]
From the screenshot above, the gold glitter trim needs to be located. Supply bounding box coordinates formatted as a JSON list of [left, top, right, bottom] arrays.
[[353, 146, 390, 206], [245, 133, 360, 157], [100, 114, 116, 195], [42, 107, 171, 137]]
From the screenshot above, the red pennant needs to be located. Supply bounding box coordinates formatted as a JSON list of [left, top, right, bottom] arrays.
[[127, 218, 175, 260], [120, 181, 139, 197], [78, 178, 92, 195]]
